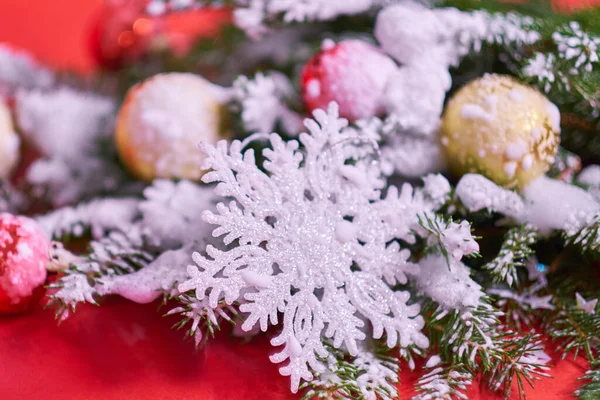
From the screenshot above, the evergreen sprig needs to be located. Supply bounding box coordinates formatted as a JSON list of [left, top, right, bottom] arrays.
[[484, 225, 539, 286], [300, 341, 399, 400], [427, 301, 550, 399], [487, 332, 551, 397], [417, 213, 480, 265], [168, 294, 239, 347], [563, 216, 600, 257], [82, 230, 154, 275], [544, 290, 600, 361], [412, 361, 473, 400], [577, 359, 600, 400], [545, 284, 600, 399]]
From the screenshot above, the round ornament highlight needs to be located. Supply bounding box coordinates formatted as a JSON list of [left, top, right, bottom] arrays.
[[0, 213, 49, 314], [116, 72, 229, 181], [440, 74, 561, 188]]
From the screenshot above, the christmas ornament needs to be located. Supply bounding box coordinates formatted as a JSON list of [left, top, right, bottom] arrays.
[[115, 72, 229, 181], [552, 0, 600, 13], [440, 74, 561, 188], [0, 213, 49, 314], [301, 39, 397, 122], [89, 0, 163, 69], [374, 3, 441, 66], [89, 1, 232, 69], [0, 100, 20, 179]]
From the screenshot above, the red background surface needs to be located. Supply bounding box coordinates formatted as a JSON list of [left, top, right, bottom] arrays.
[[0, 1, 594, 399]]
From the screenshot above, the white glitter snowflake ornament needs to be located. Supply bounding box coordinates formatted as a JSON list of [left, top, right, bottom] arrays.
[[178, 103, 437, 392]]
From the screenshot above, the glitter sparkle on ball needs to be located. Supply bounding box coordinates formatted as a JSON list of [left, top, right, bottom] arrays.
[[441, 74, 561, 188]]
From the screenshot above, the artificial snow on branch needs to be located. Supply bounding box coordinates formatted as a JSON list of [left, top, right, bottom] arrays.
[[414, 255, 484, 312], [232, 72, 303, 135], [412, 357, 472, 400], [0, 43, 54, 96], [48, 180, 218, 319], [301, 339, 399, 400], [169, 294, 239, 347], [418, 214, 479, 263], [15, 88, 129, 206], [37, 198, 140, 239], [456, 174, 600, 251], [484, 224, 538, 286]]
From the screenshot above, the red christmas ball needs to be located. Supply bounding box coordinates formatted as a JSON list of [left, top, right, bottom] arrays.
[[0, 213, 49, 314], [301, 39, 397, 122], [552, 0, 600, 12], [89, 1, 232, 70], [89, 0, 164, 69]]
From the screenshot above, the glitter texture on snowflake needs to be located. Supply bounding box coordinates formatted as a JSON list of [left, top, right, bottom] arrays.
[[178, 103, 442, 391]]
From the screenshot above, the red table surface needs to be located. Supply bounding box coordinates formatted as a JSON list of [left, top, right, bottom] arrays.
[[0, 0, 593, 399], [0, 296, 590, 400]]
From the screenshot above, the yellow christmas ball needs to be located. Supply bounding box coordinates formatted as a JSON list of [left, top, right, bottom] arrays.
[[440, 74, 560, 188], [116, 73, 229, 181], [0, 101, 20, 179]]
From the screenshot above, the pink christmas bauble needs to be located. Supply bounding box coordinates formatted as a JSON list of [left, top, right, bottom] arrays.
[[0, 213, 49, 314], [301, 39, 397, 122]]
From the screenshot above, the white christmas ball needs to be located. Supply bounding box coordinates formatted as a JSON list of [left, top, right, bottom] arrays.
[[384, 63, 450, 135], [116, 73, 230, 181], [0, 101, 20, 179], [375, 3, 441, 65]]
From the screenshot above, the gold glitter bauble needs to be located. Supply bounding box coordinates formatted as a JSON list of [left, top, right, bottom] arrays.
[[116, 73, 229, 181], [440, 74, 561, 188]]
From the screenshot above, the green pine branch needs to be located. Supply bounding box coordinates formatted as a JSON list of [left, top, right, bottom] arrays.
[[168, 294, 239, 347], [426, 300, 550, 399], [417, 213, 481, 265], [544, 289, 599, 361], [577, 359, 600, 400], [47, 231, 156, 320], [412, 360, 473, 400], [483, 225, 538, 286], [300, 340, 399, 400], [562, 216, 600, 257]]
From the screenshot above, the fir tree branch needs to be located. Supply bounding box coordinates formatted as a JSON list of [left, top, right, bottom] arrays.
[[47, 229, 156, 320], [417, 213, 480, 264], [544, 289, 599, 361], [562, 216, 600, 257], [168, 294, 239, 347], [47, 273, 98, 322], [543, 273, 600, 399], [300, 340, 399, 400], [577, 359, 600, 400], [486, 333, 551, 397], [412, 358, 473, 400], [79, 229, 154, 275], [427, 300, 551, 399], [483, 225, 538, 286], [36, 198, 140, 240]]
